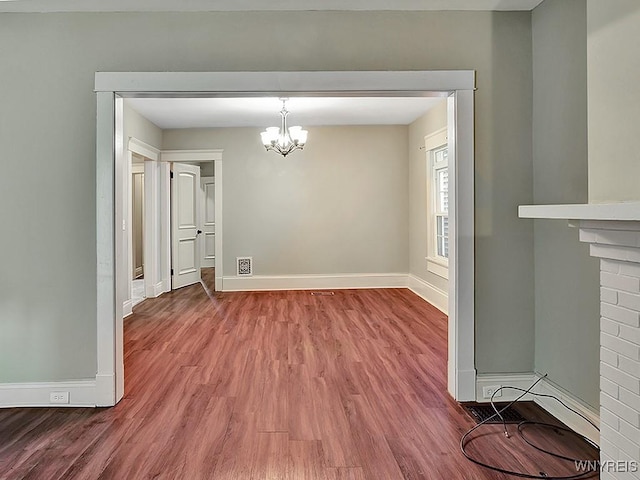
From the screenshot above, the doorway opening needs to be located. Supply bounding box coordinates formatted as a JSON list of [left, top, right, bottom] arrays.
[[120, 130, 223, 317], [96, 71, 476, 407], [168, 158, 217, 293]]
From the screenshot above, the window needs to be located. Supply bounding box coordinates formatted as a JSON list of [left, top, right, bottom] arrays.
[[424, 128, 449, 279], [433, 147, 449, 259]]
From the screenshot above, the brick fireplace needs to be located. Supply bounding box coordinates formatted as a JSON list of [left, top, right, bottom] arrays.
[[520, 203, 640, 480]]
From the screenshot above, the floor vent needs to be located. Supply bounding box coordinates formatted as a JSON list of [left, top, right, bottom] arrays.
[[236, 257, 253, 276], [311, 291, 335, 296], [463, 404, 527, 424]]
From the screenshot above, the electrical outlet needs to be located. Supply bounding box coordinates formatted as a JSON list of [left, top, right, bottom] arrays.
[[50, 391, 70, 404], [482, 385, 502, 399]]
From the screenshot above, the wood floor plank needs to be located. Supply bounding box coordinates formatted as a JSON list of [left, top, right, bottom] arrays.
[[342, 395, 405, 480], [326, 467, 367, 480], [287, 363, 324, 441], [0, 285, 598, 479], [312, 377, 361, 468], [288, 440, 329, 480], [149, 396, 234, 480]]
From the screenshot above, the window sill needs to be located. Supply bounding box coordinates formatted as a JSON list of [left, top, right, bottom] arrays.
[[426, 257, 449, 279]]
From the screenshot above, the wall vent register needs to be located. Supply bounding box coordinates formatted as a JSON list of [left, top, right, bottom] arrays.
[[236, 257, 253, 276]]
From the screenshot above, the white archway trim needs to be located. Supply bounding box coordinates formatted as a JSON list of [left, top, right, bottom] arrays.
[[95, 71, 474, 93], [96, 92, 118, 406], [447, 90, 476, 401], [128, 137, 160, 161], [95, 71, 476, 407]]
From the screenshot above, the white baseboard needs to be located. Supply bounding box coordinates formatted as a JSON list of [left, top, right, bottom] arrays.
[[455, 368, 478, 402], [476, 373, 538, 402], [475, 373, 599, 445], [95, 373, 117, 407], [145, 280, 165, 298], [407, 274, 448, 314], [0, 380, 97, 408], [145, 281, 154, 298], [222, 273, 408, 292], [534, 376, 599, 445], [123, 299, 133, 318]]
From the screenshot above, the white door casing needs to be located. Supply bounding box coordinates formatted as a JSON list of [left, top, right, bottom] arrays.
[[171, 163, 202, 289], [127, 138, 162, 302], [200, 177, 216, 268], [96, 71, 475, 408]]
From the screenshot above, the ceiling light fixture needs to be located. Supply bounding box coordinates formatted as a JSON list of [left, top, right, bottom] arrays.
[[260, 98, 308, 157]]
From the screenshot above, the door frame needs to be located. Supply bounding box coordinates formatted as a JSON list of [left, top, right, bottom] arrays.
[[95, 71, 476, 406], [200, 176, 216, 269], [128, 138, 161, 303], [161, 150, 224, 291]]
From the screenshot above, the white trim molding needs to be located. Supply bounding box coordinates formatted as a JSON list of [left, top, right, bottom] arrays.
[[0, 380, 97, 408], [161, 149, 223, 163], [0, 0, 545, 14], [222, 273, 408, 292], [519, 202, 640, 221], [424, 127, 448, 151], [146, 280, 165, 299], [475, 373, 600, 445], [476, 373, 539, 403], [535, 377, 600, 446], [123, 299, 133, 318], [96, 71, 475, 94], [408, 274, 448, 314], [96, 70, 476, 406], [128, 137, 160, 161], [447, 90, 476, 401], [96, 91, 118, 408]]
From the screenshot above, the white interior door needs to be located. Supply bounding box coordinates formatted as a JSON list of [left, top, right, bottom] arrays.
[[200, 177, 216, 268], [171, 163, 201, 289]]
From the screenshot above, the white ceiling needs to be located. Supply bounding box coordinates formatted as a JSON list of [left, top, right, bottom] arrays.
[[126, 97, 445, 129], [0, 0, 544, 12]]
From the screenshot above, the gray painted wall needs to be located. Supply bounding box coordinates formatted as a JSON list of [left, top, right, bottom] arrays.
[[532, 0, 600, 408], [163, 126, 410, 276], [587, 0, 640, 202], [408, 100, 449, 292], [0, 10, 534, 383]]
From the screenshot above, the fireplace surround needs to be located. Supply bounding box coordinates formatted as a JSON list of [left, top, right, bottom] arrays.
[[520, 202, 640, 479]]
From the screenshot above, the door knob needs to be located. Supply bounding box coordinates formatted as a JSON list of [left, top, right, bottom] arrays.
[[197, 230, 202, 235]]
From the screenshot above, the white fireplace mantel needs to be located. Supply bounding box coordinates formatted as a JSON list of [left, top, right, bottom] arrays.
[[519, 202, 640, 475], [519, 202, 640, 222]]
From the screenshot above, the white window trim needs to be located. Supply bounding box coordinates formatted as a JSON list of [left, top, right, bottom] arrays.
[[425, 128, 449, 279]]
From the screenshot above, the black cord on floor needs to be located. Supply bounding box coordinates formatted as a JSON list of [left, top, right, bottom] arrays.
[[459, 374, 600, 479]]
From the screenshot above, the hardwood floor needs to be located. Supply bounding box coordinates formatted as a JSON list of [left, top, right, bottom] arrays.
[[0, 284, 598, 479], [201, 267, 216, 295]]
